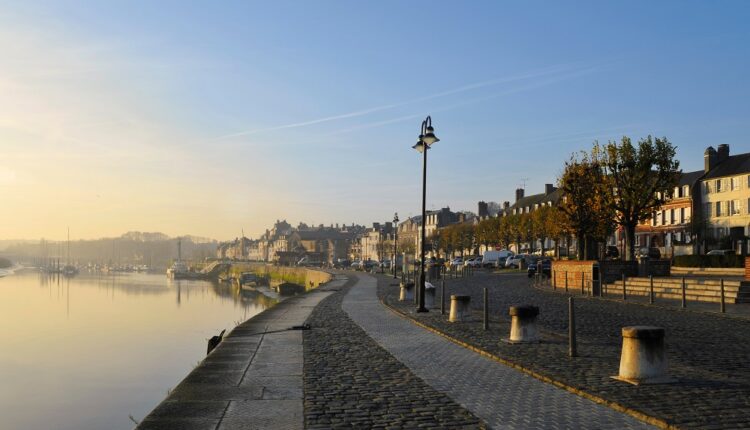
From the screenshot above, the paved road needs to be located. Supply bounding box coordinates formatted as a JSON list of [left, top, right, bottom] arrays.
[[344, 273, 651, 429]]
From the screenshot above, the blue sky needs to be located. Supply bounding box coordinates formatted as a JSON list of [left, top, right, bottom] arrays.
[[1, 1, 749, 240]]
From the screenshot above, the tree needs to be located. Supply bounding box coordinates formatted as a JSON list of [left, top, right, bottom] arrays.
[[476, 218, 500, 252], [599, 136, 680, 261], [497, 216, 513, 250], [531, 205, 554, 256], [559, 149, 615, 260]]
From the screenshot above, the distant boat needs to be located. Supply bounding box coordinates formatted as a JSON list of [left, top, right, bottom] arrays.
[[166, 238, 191, 279], [62, 265, 79, 277], [62, 227, 78, 277], [166, 260, 189, 279]]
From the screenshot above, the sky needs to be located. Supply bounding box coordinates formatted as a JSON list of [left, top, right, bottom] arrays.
[[1, 1, 749, 241]]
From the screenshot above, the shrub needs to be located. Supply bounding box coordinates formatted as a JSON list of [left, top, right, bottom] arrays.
[[672, 254, 745, 268]]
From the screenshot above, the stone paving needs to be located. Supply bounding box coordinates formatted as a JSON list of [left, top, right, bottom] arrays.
[[346, 273, 652, 429], [137, 283, 336, 430], [380, 270, 750, 429], [303, 273, 484, 429]]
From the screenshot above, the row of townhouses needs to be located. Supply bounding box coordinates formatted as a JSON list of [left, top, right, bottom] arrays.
[[480, 144, 750, 257], [218, 145, 749, 264]]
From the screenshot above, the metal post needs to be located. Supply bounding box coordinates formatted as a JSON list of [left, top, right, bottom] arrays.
[[581, 273, 585, 295], [649, 275, 654, 304], [483, 288, 489, 330], [681, 277, 687, 308], [622, 272, 627, 300], [552, 270, 556, 290], [568, 296, 577, 357], [720, 279, 726, 313], [417, 140, 427, 312], [564, 271, 568, 292], [441, 278, 446, 315]]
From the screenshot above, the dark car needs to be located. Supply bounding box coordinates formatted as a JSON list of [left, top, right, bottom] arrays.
[[636, 247, 661, 259], [605, 246, 620, 260], [527, 259, 552, 278]]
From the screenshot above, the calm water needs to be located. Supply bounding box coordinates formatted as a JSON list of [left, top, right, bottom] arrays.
[[0, 270, 275, 430]]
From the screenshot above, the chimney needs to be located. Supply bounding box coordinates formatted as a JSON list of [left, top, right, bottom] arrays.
[[704, 146, 717, 172], [503, 201, 510, 210], [717, 144, 730, 163], [478, 201, 489, 218], [545, 183, 555, 195], [515, 188, 525, 202]]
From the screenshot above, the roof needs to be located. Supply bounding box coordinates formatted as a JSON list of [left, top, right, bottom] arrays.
[[679, 170, 704, 186], [295, 229, 349, 241], [704, 152, 750, 179], [510, 188, 562, 210]]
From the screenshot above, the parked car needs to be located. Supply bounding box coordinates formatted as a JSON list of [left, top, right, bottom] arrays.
[[505, 254, 527, 268], [449, 257, 463, 268], [494, 256, 509, 268], [350, 260, 362, 270], [481, 250, 513, 268], [379, 260, 391, 269], [636, 247, 661, 259], [527, 259, 552, 278], [707, 249, 735, 256], [605, 246, 620, 260], [464, 256, 482, 267]]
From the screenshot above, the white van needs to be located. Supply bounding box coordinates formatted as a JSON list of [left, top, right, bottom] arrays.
[[481, 250, 513, 267]]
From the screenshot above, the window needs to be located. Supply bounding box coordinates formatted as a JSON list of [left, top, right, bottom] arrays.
[[731, 200, 742, 216], [683, 185, 689, 197], [716, 179, 722, 192], [705, 181, 713, 194], [731, 177, 739, 191], [704, 203, 712, 218], [680, 208, 685, 224], [661, 211, 666, 225], [670, 209, 675, 224], [674, 187, 680, 198], [715, 202, 722, 217]]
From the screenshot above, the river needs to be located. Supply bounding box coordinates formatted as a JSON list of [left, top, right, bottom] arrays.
[[0, 270, 276, 430]]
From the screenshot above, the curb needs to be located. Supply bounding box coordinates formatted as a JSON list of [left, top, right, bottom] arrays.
[[379, 293, 677, 430]]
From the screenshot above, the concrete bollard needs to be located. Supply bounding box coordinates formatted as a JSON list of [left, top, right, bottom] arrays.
[[611, 326, 676, 385], [503, 305, 540, 344], [448, 295, 471, 322], [424, 282, 436, 308], [399, 282, 414, 302]]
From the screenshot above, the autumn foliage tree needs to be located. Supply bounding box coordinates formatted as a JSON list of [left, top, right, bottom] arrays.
[[559, 148, 615, 260], [599, 136, 680, 261]]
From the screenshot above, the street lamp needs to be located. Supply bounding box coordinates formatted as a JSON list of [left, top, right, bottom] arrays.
[[393, 212, 399, 278], [413, 116, 439, 313]]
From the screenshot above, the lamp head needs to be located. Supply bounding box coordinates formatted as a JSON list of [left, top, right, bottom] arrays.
[[412, 140, 426, 153], [422, 126, 439, 145]]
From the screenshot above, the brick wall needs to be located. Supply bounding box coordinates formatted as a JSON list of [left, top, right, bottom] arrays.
[[550, 261, 596, 288]]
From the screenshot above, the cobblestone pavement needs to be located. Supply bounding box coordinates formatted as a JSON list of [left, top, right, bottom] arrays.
[[346, 273, 651, 429], [303, 273, 483, 429], [380, 271, 750, 429]]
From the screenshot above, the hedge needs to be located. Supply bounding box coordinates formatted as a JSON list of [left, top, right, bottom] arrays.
[[672, 254, 745, 268]]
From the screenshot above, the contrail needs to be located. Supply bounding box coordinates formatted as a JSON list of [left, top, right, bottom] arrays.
[[213, 61, 599, 140], [324, 65, 603, 137]]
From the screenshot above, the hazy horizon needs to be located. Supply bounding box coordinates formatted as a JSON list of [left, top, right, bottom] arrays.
[[3, 1, 749, 240]]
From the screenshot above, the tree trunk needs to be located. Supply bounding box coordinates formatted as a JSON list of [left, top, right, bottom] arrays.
[[625, 223, 637, 261]]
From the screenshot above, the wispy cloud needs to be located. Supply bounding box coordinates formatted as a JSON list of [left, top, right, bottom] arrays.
[[213, 61, 602, 140]]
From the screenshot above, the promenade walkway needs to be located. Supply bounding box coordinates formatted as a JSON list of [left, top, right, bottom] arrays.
[[137, 277, 343, 430], [343, 274, 651, 429]]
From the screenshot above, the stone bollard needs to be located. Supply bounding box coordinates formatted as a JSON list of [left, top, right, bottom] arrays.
[[448, 295, 471, 322], [424, 282, 436, 308], [611, 326, 676, 385], [399, 282, 414, 302], [503, 305, 540, 344]]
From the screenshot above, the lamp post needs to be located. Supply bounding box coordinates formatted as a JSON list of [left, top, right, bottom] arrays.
[[413, 116, 439, 313], [393, 212, 399, 278]]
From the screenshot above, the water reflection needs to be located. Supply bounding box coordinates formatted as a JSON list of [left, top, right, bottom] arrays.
[[0, 270, 277, 430]]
